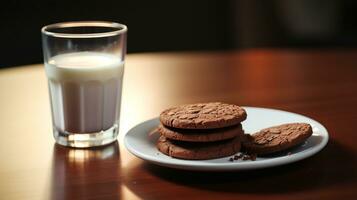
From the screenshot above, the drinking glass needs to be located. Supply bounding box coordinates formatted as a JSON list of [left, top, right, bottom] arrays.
[[41, 21, 127, 148]]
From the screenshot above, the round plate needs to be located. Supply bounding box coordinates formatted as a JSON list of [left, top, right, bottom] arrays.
[[124, 107, 329, 171]]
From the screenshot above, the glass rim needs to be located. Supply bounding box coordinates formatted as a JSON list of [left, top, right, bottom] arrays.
[[41, 21, 127, 38]]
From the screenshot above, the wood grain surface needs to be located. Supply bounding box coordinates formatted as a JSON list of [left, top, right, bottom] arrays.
[[0, 50, 356, 200]]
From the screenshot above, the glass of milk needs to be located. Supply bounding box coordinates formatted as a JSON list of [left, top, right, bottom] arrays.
[[41, 21, 127, 148]]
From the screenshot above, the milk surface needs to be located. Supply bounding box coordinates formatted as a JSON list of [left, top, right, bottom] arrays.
[[46, 52, 124, 133]]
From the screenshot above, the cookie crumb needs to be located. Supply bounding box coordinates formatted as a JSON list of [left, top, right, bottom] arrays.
[[237, 153, 243, 158], [242, 155, 251, 160], [250, 154, 257, 161], [287, 152, 292, 156], [228, 152, 258, 162]]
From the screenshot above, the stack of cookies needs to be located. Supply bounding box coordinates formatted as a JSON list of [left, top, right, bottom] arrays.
[[156, 102, 247, 160]]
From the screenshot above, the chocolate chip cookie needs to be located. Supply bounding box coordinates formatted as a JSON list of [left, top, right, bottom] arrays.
[[160, 102, 247, 129]]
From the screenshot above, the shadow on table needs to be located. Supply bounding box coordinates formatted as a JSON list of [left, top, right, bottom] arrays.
[[49, 142, 122, 199], [127, 139, 356, 194]]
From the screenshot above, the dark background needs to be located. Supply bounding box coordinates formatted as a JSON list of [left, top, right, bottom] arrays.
[[1, 0, 357, 68]]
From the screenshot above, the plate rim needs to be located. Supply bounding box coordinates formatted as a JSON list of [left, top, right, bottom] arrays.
[[124, 106, 329, 171]]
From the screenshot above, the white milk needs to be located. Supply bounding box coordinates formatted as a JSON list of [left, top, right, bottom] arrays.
[[45, 52, 124, 133]]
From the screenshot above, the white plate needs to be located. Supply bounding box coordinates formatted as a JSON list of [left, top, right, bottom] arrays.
[[124, 107, 329, 171]]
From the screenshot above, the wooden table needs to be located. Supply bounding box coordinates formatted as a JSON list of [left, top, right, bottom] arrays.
[[0, 50, 356, 200]]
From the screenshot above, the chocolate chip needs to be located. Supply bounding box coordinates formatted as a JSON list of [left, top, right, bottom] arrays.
[[229, 158, 234, 162]]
